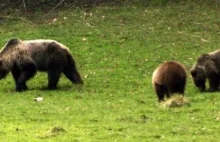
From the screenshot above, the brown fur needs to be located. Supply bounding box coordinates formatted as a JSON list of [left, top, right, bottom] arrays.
[[190, 50, 220, 92], [152, 61, 187, 102], [0, 38, 83, 91]]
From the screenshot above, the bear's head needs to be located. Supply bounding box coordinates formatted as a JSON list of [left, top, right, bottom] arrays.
[[190, 54, 211, 92], [190, 67, 206, 92], [0, 59, 10, 79]]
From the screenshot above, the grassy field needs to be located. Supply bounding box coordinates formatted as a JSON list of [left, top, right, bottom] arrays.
[[0, 2, 220, 141]]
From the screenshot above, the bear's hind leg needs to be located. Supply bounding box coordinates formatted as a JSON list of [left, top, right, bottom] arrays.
[[154, 83, 167, 102], [63, 66, 83, 85], [168, 80, 186, 96], [47, 70, 61, 90], [63, 54, 83, 84]]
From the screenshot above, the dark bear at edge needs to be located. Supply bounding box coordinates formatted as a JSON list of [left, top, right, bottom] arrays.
[[152, 61, 187, 102], [0, 38, 83, 91], [190, 50, 220, 92]]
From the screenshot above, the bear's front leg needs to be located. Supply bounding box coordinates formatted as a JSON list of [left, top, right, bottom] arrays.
[[12, 61, 37, 92], [207, 73, 219, 92], [11, 65, 28, 91], [16, 83, 28, 92]]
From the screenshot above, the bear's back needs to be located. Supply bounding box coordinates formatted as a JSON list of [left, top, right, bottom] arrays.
[[23, 40, 69, 71], [152, 61, 186, 85]]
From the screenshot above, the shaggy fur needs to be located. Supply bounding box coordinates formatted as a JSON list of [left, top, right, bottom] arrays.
[[190, 49, 220, 92], [152, 61, 187, 102], [0, 38, 83, 91]]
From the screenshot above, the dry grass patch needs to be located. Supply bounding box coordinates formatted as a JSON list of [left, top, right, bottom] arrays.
[[161, 95, 190, 108]]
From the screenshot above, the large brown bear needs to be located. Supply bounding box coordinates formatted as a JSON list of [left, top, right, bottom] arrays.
[[0, 38, 83, 91], [152, 61, 187, 102], [190, 49, 220, 92]]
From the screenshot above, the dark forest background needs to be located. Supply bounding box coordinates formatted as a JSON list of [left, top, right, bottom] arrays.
[[1, 0, 219, 11]]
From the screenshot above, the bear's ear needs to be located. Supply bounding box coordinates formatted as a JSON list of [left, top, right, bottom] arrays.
[[203, 54, 209, 57], [190, 69, 197, 77]]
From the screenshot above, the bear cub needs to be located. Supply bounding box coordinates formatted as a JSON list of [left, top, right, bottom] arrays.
[[152, 61, 187, 102], [0, 38, 83, 91]]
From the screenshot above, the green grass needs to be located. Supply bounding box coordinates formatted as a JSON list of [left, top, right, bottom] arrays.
[[0, 2, 220, 141]]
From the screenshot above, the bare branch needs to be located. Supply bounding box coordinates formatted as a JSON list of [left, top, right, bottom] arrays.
[[44, 0, 65, 17], [177, 31, 209, 42], [22, 0, 27, 13]]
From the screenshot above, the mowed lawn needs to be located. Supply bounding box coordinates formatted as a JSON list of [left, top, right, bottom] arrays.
[[0, 2, 219, 141]]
